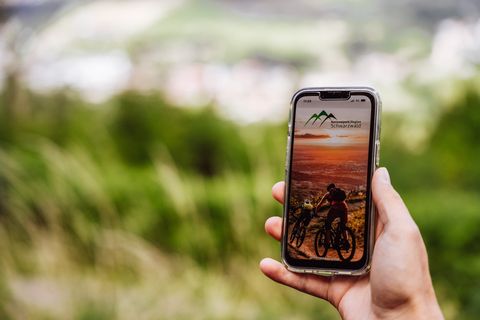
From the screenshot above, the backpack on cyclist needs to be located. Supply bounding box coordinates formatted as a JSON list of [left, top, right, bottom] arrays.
[[331, 187, 347, 202]]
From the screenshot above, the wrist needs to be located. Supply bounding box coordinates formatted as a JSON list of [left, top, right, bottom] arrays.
[[374, 290, 443, 320]]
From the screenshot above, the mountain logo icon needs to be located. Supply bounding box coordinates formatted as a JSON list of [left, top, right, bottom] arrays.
[[304, 110, 337, 127]]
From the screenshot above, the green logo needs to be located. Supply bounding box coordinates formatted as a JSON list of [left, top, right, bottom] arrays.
[[305, 110, 337, 127]]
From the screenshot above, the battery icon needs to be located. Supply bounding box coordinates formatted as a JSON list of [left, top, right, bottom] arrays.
[[361, 99, 365, 102]]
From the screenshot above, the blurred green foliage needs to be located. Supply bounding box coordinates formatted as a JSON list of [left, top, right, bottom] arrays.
[[429, 84, 480, 189], [0, 78, 479, 319]]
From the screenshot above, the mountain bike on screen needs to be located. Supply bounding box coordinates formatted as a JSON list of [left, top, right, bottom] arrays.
[[314, 217, 356, 261], [312, 184, 356, 261], [289, 199, 315, 248]]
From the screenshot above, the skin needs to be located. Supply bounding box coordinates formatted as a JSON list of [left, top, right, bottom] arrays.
[[260, 167, 444, 320]]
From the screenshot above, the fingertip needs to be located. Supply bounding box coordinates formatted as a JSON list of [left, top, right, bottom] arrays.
[[265, 216, 283, 241], [259, 257, 273, 268], [372, 167, 411, 227], [272, 181, 284, 192], [372, 167, 394, 203], [264, 216, 280, 230], [373, 167, 390, 185], [259, 258, 283, 277], [272, 181, 285, 204]]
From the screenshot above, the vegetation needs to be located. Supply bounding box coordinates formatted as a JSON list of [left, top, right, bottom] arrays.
[[0, 77, 479, 319]]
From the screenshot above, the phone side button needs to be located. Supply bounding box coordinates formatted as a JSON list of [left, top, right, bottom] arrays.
[[375, 141, 380, 166], [285, 137, 291, 164]]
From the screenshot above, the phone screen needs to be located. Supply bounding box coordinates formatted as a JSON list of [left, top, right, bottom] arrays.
[[284, 91, 376, 270]]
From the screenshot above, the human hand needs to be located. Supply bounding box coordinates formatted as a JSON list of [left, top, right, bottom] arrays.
[[260, 168, 444, 320]]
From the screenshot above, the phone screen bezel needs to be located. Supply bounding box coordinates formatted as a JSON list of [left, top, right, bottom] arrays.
[[283, 89, 378, 271]]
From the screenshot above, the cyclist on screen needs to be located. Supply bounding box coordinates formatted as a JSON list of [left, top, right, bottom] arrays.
[[298, 199, 315, 227], [315, 183, 349, 256]]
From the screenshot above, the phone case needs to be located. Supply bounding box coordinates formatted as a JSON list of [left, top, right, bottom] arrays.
[[281, 86, 382, 276]]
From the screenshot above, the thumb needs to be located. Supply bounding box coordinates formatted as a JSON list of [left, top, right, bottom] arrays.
[[372, 167, 413, 228]]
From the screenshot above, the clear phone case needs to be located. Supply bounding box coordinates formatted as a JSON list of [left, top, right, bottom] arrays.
[[281, 86, 382, 276]]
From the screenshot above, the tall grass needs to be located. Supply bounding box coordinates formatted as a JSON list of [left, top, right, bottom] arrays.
[[0, 141, 341, 319]]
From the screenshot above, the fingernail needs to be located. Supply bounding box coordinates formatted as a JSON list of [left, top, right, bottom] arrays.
[[259, 258, 273, 268], [272, 181, 283, 191], [378, 167, 391, 184]]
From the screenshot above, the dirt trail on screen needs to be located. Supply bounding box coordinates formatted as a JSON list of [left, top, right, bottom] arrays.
[[287, 200, 366, 262]]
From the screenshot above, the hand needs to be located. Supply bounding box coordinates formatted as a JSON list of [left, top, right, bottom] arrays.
[[260, 168, 444, 320]]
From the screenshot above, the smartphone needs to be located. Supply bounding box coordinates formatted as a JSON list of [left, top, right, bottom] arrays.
[[282, 87, 381, 275]]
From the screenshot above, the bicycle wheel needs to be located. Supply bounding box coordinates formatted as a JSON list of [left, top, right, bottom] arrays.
[[295, 223, 306, 248], [314, 229, 328, 257], [336, 227, 356, 262], [289, 220, 300, 244]]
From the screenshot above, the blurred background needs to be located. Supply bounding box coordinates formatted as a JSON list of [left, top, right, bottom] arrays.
[[0, 0, 479, 319]]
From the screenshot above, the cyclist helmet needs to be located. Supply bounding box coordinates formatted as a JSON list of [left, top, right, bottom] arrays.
[[303, 199, 313, 210], [327, 183, 336, 191]]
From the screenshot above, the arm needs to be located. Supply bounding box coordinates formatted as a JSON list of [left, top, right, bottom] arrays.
[[315, 193, 328, 212]]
